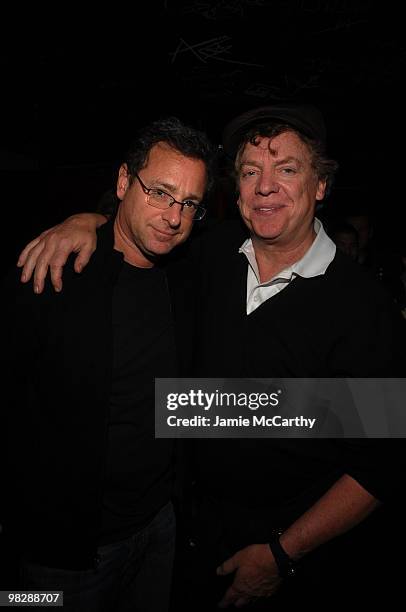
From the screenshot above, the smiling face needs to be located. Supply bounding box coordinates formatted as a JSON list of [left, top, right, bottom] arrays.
[[236, 130, 326, 253], [114, 142, 207, 267]]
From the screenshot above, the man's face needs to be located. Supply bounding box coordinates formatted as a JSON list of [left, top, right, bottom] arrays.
[[334, 232, 359, 261], [115, 142, 207, 266], [345, 215, 371, 251], [236, 131, 326, 250]]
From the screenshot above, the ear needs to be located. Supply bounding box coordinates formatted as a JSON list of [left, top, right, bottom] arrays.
[[117, 164, 130, 200], [315, 178, 327, 201]]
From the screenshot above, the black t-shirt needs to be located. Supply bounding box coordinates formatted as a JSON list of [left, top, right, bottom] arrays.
[[100, 262, 177, 544]]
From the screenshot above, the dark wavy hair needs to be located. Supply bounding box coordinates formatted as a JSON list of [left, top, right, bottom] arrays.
[[234, 122, 339, 197], [124, 116, 216, 193]]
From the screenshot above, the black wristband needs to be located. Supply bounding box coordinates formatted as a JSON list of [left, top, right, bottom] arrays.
[[268, 531, 297, 578]]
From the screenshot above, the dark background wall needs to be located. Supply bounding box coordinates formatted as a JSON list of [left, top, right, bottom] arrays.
[[1, 0, 404, 271], [1, 0, 404, 596]]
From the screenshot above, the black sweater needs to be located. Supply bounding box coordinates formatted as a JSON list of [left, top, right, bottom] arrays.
[[191, 220, 405, 518]]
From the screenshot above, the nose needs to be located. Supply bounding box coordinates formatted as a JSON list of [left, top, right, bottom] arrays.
[[256, 169, 279, 196], [161, 203, 182, 228]]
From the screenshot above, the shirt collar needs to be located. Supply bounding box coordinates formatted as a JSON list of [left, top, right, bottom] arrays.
[[238, 218, 336, 283]]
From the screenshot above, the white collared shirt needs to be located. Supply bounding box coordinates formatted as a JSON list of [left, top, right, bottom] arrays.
[[239, 219, 336, 314]]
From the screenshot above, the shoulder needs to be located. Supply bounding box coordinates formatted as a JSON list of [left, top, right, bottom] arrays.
[[325, 251, 394, 304], [1, 264, 55, 332], [322, 252, 405, 345], [187, 218, 248, 262]]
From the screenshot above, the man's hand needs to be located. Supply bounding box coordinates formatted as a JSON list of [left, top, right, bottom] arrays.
[[17, 213, 108, 294], [217, 544, 282, 608]]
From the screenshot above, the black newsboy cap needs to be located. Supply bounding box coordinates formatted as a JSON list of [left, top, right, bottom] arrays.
[[222, 103, 326, 158]]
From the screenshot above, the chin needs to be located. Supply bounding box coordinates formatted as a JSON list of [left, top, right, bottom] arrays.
[[149, 240, 179, 256], [251, 221, 286, 240]]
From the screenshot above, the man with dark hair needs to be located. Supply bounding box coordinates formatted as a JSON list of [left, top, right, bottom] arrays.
[[329, 221, 359, 261], [344, 205, 406, 307], [3, 116, 214, 612], [343, 204, 374, 266], [14, 104, 405, 610]]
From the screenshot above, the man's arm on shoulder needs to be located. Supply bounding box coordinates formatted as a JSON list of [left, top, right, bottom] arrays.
[[17, 213, 108, 294]]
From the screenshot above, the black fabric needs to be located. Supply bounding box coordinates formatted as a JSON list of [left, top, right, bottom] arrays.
[[222, 103, 326, 158], [191, 220, 406, 508], [100, 263, 176, 544], [2, 220, 191, 570], [169, 220, 406, 610], [172, 494, 395, 611], [194, 221, 404, 379]]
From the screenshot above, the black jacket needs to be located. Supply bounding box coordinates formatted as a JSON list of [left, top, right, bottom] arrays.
[[2, 220, 194, 569]]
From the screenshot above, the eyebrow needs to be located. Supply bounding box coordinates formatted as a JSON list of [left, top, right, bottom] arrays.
[[152, 180, 202, 202], [239, 160, 262, 168], [240, 156, 303, 168], [274, 156, 303, 166]]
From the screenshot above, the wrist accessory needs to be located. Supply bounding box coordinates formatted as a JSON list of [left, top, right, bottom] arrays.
[[268, 529, 297, 578]]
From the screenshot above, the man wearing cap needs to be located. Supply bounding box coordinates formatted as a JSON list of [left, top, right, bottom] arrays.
[[185, 104, 404, 609], [15, 104, 405, 609]]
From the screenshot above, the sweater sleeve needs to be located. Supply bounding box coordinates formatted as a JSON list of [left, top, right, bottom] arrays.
[[336, 438, 405, 502], [325, 261, 406, 502]]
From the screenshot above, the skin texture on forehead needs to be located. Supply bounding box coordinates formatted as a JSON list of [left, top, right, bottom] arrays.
[[237, 129, 315, 168], [139, 142, 206, 199]]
